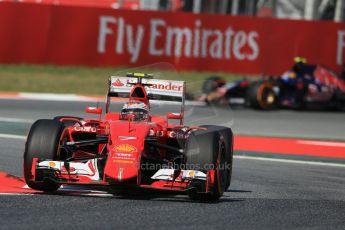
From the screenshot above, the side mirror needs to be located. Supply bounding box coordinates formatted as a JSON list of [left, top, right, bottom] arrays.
[[166, 112, 182, 120], [85, 107, 102, 115]]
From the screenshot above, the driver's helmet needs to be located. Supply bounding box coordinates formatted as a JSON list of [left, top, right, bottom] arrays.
[[294, 56, 307, 64], [120, 101, 149, 121], [293, 56, 307, 75]]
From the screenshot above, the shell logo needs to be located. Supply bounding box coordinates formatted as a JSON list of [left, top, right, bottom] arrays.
[[114, 144, 137, 153], [188, 171, 196, 177]]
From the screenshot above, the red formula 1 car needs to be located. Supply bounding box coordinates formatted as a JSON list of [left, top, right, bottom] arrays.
[[24, 73, 233, 201]]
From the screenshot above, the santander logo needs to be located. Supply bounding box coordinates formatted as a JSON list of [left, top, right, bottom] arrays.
[[149, 82, 183, 92], [111, 77, 184, 94]]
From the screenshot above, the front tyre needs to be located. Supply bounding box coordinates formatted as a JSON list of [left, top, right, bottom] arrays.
[[185, 129, 229, 201], [24, 119, 65, 192], [199, 125, 233, 191]]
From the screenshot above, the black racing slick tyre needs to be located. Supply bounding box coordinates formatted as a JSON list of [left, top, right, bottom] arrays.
[[248, 82, 277, 110], [24, 119, 65, 192], [199, 125, 233, 191], [185, 127, 231, 201]]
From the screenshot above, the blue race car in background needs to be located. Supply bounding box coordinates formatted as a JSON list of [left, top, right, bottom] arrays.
[[200, 58, 345, 110]]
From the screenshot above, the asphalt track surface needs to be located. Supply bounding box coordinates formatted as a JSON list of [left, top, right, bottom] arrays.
[[0, 99, 345, 140], [1, 99, 345, 229]]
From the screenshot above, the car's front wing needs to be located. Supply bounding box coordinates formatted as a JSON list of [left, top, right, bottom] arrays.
[[29, 158, 215, 193]]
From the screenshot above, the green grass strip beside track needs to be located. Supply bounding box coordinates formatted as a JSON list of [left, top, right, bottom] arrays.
[[0, 64, 247, 95]]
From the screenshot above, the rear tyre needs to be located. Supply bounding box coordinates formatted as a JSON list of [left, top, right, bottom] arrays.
[[248, 82, 277, 110], [24, 119, 65, 192], [185, 128, 229, 201]]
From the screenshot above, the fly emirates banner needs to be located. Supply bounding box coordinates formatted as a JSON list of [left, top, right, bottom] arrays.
[[0, 2, 344, 75]]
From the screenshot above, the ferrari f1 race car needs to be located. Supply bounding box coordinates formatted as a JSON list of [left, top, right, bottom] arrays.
[[201, 60, 345, 110], [24, 73, 233, 201]]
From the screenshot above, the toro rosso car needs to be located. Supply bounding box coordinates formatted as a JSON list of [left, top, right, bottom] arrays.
[[201, 60, 345, 110], [24, 73, 233, 201]]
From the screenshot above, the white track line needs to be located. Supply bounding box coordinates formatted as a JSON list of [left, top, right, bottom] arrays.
[[0, 192, 113, 197], [297, 140, 345, 148], [0, 117, 34, 123], [19, 93, 94, 102], [234, 155, 345, 168], [0, 193, 34, 196], [0, 134, 26, 140]]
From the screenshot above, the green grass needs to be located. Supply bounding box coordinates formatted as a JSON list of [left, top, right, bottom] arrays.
[[0, 64, 247, 95]]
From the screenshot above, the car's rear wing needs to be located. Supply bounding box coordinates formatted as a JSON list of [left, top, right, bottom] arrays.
[[106, 75, 186, 125], [108, 76, 185, 102]]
